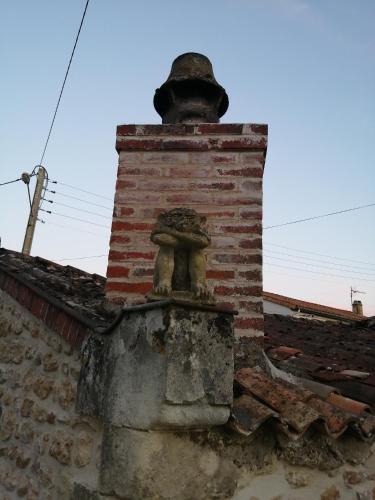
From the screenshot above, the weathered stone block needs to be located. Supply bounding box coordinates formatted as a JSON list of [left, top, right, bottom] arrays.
[[77, 301, 234, 429], [99, 426, 238, 500]]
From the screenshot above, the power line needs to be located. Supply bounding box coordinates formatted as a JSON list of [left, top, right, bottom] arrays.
[[265, 242, 375, 268], [264, 202, 375, 230], [51, 180, 113, 201], [264, 261, 375, 283], [40, 208, 110, 229], [58, 254, 107, 261], [0, 177, 21, 187], [44, 199, 112, 220], [264, 253, 375, 278], [44, 221, 107, 237], [46, 188, 112, 210], [39, 0, 90, 165], [265, 248, 375, 273]]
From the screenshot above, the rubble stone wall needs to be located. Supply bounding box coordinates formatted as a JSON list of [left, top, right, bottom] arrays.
[[0, 290, 102, 499], [105, 123, 267, 337]]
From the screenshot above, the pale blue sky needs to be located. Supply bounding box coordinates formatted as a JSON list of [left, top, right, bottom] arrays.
[[1, 0, 374, 314]]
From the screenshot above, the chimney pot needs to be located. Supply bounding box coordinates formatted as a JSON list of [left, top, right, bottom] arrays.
[[352, 300, 364, 316]]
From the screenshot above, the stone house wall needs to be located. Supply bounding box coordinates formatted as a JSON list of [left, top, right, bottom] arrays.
[[105, 123, 267, 337], [0, 290, 102, 499]]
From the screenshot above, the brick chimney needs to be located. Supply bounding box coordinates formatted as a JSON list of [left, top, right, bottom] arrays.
[[105, 53, 267, 337], [352, 300, 364, 316]]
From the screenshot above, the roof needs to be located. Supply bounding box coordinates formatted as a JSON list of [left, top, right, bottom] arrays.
[[264, 290, 365, 322], [264, 313, 375, 410], [230, 366, 375, 441], [1, 247, 374, 445], [0, 247, 115, 331]]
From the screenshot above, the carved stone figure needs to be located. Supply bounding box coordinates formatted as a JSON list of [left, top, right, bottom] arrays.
[[149, 208, 214, 303]]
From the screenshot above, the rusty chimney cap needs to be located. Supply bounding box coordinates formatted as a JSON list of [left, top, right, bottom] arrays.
[[154, 53, 229, 123]]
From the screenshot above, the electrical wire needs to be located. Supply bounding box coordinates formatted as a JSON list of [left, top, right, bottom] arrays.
[[264, 253, 375, 277], [44, 221, 107, 237], [40, 208, 110, 229], [265, 248, 375, 273], [26, 184, 32, 209], [264, 242, 375, 267], [51, 180, 113, 201], [39, 0, 90, 165], [0, 177, 21, 187], [44, 200, 112, 220], [264, 202, 375, 230], [264, 261, 375, 283], [46, 188, 112, 210], [58, 254, 107, 261]]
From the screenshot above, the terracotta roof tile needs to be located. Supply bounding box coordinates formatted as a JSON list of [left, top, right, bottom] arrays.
[[231, 367, 375, 441], [264, 314, 375, 411]]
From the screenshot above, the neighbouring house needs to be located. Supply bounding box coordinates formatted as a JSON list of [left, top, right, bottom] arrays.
[[264, 290, 366, 323], [1, 247, 375, 499]]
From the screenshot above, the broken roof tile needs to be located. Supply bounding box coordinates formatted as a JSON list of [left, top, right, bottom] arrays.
[[267, 345, 302, 361], [326, 393, 371, 416], [233, 366, 374, 441]]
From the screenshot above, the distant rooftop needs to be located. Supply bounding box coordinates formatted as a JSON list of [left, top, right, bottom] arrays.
[[264, 290, 365, 322]]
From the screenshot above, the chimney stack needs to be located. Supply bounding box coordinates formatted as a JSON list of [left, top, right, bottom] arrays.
[[105, 53, 268, 337], [352, 300, 364, 316]]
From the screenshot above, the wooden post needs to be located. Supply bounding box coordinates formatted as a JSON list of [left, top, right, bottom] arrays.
[[22, 166, 46, 255]]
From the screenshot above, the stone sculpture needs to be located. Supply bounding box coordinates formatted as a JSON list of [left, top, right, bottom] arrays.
[[149, 208, 214, 303]]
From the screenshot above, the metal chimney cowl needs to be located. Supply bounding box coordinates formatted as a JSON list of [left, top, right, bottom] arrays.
[[153, 52, 229, 124]]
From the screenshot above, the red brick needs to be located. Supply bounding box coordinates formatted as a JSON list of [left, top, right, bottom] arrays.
[[166, 193, 209, 204], [118, 166, 161, 177], [214, 285, 262, 296], [116, 207, 134, 217], [30, 296, 45, 319], [191, 182, 235, 191], [163, 139, 210, 151], [206, 270, 235, 280], [136, 207, 167, 219], [117, 138, 163, 151], [111, 221, 154, 232], [200, 210, 236, 218], [109, 250, 155, 261], [213, 254, 262, 265], [107, 267, 130, 278], [116, 180, 137, 189], [196, 124, 243, 135], [214, 195, 261, 206], [105, 282, 153, 294], [110, 235, 131, 245], [211, 154, 238, 164], [221, 224, 262, 234], [239, 301, 263, 314], [239, 238, 262, 249], [115, 192, 161, 204], [249, 124, 268, 134], [169, 166, 212, 178], [240, 210, 262, 220], [240, 180, 263, 192], [235, 317, 264, 331], [217, 167, 263, 178], [238, 270, 262, 281], [220, 137, 267, 150], [117, 125, 137, 135]]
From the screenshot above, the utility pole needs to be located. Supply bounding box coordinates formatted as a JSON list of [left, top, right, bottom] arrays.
[[22, 166, 46, 255]]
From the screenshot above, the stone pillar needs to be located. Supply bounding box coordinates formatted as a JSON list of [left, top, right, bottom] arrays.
[[105, 123, 267, 337], [76, 300, 235, 499]]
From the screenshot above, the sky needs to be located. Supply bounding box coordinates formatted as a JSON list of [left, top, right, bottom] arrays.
[[1, 0, 375, 315]]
